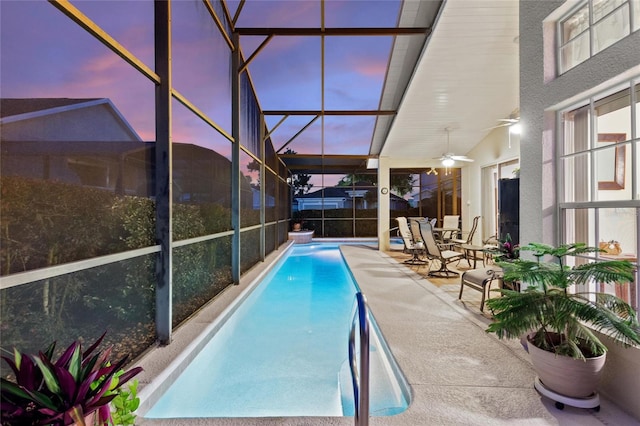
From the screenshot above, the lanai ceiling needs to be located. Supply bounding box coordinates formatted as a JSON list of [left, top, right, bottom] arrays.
[[234, 0, 519, 175], [376, 0, 520, 166]]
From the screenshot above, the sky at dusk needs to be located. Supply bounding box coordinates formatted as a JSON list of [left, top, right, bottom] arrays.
[[1, 0, 403, 186]]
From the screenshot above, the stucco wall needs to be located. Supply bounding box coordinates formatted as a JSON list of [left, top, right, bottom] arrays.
[[520, 0, 640, 419], [599, 335, 640, 419]]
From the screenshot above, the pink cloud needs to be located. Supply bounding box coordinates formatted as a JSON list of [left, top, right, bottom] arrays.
[[2, 0, 384, 171], [351, 58, 387, 78]]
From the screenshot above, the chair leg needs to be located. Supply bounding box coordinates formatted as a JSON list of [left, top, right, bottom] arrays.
[[481, 277, 500, 312], [403, 249, 427, 265], [428, 261, 459, 278], [479, 285, 487, 312]]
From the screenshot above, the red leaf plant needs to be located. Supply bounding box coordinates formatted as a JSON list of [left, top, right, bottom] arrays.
[[1, 332, 143, 425]]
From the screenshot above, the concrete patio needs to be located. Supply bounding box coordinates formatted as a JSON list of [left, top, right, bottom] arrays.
[[135, 243, 639, 425]]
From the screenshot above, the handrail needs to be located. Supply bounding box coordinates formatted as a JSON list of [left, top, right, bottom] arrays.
[[348, 292, 370, 426]]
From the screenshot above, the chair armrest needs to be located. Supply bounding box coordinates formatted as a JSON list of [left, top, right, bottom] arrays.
[[437, 242, 456, 251], [482, 235, 499, 245], [450, 231, 470, 244]]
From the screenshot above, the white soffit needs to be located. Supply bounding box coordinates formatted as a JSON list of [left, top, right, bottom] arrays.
[[380, 0, 519, 166]]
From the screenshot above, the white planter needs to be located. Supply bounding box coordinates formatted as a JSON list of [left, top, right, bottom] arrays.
[[524, 333, 606, 398]]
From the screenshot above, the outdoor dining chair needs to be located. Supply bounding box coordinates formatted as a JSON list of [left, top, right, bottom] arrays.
[[449, 215, 481, 247], [419, 221, 464, 277], [396, 217, 427, 265]]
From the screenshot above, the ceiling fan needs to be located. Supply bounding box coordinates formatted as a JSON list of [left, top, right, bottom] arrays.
[[485, 113, 520, 131], [433, 128, 474, 166], [484, 112, 522, 148]]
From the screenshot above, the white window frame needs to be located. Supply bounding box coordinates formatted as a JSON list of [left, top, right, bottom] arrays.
[[557, 78, 640, 315], [557, 0, 638, 74]]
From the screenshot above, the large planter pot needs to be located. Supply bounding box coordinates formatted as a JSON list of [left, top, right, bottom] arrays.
[[524, 333, 606, 398]]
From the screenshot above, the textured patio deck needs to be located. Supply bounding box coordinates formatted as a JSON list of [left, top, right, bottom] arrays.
[[135, 242, 638, 425]]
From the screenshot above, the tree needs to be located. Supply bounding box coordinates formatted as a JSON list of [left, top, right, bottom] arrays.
[[247, 149, 313, 196], [284, 149, 313, 196], [290, 173, 313, 197], [337, 173, 414, 196], [246, 158, 260, 189]]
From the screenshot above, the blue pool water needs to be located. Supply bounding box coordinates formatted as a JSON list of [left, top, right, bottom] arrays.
[[144, 243, 409, 418]]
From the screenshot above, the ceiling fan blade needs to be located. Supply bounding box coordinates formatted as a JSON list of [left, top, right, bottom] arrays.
[[484, 116, 520, 131], [451, 156, 474, 162], [483, 123, 511, 131]]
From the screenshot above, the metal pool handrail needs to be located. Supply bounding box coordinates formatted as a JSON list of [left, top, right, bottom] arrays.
[[349, 292, 370, 426]]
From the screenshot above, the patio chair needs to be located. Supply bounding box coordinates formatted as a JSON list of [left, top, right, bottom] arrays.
[[449, 216, 482, 266], [432, 215, 459, 250], [441, 215, 460, 240], [396, 217, 427, 265], [409, 217, 425, 243], [419, 221, 465, 277], [449, 216, 481, 247], [482, 234, 500, 264]]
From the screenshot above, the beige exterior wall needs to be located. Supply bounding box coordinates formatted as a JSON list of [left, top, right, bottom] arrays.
[[461, 126, 520, 244]]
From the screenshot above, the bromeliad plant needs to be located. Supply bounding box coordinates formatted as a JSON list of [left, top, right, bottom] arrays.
[[1, 332, 143, 426], [486, 233, 519, 262], [486, 242, 640, 359]]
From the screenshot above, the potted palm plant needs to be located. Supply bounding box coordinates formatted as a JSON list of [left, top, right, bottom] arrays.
[[486, 242, 640, 401], [1, 332, 143, 425]]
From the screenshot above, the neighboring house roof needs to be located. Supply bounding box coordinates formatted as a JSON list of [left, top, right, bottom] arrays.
[[0, 98, 142, 142], [295, 182, 406, 202], [0, 140, 151, 156], [295, 186, 354, 199], [0, 98, 101, 118]]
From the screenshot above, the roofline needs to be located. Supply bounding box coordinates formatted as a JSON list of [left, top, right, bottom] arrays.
[[0, 98, 142, 141]]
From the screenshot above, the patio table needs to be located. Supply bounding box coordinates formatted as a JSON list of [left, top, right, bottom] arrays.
[[460, 243, 487, 269]]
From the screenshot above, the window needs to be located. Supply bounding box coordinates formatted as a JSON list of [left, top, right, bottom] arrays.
[[559, 80, 639, 314], [558, 0, 638, 73]]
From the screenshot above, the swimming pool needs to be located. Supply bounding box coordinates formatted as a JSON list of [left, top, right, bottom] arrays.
[[142, 243, 410, 418]]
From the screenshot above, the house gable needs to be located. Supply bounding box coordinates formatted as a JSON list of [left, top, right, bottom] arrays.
[[0, 98, 142, 142]]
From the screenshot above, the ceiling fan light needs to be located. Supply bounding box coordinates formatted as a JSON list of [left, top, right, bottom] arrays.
[[441, 157, 455, 167], [509, 123, 522, 134]]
